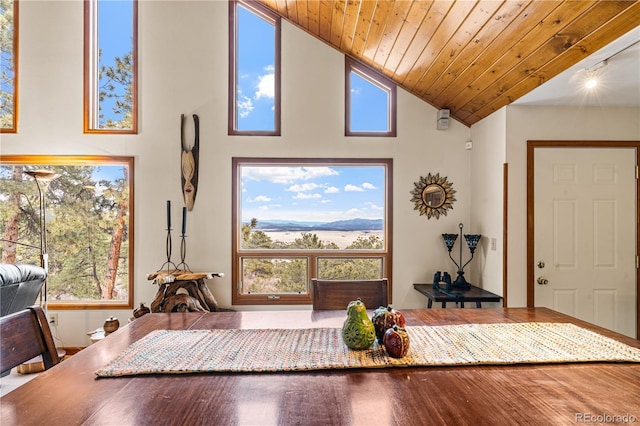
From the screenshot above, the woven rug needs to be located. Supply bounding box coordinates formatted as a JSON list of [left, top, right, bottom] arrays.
[[95, 322, 640, 378]]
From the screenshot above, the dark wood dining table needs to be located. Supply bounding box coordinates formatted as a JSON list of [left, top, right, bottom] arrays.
[[1, 308, 639, 425]]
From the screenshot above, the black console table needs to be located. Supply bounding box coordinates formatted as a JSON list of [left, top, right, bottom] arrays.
[[413, 283, 502, 308]]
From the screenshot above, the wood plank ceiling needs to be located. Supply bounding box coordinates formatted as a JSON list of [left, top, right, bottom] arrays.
[[256, 0, 640, 127]]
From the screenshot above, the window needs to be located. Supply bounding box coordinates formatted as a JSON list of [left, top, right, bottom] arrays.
[[345, 57, 396, 137], [84, 0, 138, 133], [0, 0, 18, 133], [229, 0, 280, 135], [232, 158, 392, 305], [0, 155, 134, 309]]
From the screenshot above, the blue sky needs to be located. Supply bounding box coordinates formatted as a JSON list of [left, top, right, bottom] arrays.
[[97, 0, 133, 124], [236, 3, 389, 132], [237, 5, 275, 131], [240, 165, 385, 224]]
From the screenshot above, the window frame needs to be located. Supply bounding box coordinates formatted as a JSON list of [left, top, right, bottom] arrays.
[[0, 155, 135, 310], [228, 0, 281, 136], [345, 57, 397, 137], [0, 0, 18, 133], [232, 157, 393, 306], [83, 0, 138, 134]]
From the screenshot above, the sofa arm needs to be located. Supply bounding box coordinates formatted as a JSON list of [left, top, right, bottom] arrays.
[[0, 263, 47, 317]]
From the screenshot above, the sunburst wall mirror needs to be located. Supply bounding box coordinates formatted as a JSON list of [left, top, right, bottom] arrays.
[[410, 173, 456, 219]]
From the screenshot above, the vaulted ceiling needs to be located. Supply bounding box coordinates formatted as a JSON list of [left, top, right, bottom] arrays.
[[256, 0, 640, 127]]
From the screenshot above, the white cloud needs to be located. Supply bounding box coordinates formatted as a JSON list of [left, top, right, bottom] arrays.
[[248, 195, 271, 202], [344, 184, 364, 192], [287, 183, 321, 192], [293, 192, 322, 200], [255, 73, 274, 100], [237, 95, 254, 118], [362, 182, 377, 190], [242, 166, 339, 184], [364, 202, 383, 211], [324, 186, 339, 194]]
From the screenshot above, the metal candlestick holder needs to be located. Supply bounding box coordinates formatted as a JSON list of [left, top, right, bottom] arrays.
[[157, 226, 177, 272], [442, 223, 481, 290], [175, 233, 192, 272]]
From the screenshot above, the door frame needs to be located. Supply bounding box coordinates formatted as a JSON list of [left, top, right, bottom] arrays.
[[526, 140, 640, 338]]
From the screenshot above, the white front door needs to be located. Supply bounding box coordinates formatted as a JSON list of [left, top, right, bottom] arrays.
[[534, 147, 637, 338]]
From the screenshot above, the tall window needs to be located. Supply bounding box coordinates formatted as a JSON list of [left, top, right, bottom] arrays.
[[0, 156, 134, 309], [0, 0, 18, 133], [233, 158, 393, 305], [346, 58, 396, 137], [229, 0, 280, 135], [84, 0, 138, 133]]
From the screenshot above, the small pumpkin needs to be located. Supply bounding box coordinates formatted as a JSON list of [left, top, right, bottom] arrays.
[[383, 325, 410, 358], [341, 299, 376, 350], [372, 305, 406, 344]]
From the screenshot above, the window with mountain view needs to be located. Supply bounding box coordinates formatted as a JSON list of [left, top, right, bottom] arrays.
[[84, 0, 138, 133], [0, 0, 17, 133], [232, 158, 392, 305], [0, 156, 134, 309]]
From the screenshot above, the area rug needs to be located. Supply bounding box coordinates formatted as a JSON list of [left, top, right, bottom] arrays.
[[95, 322, 640, 377]]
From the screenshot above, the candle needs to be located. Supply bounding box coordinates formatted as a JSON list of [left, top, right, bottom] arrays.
[[181, 207, 187, 236], [166, 200, 171, 230]]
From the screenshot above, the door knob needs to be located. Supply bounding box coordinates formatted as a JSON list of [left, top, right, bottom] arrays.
[[537, 261, 545, 269], [537, 276, 549, 285]]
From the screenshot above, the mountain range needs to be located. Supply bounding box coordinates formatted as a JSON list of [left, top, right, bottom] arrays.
[[251, 218, 383, 232]]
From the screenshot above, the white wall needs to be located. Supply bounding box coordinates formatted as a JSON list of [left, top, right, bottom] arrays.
[[1, 1, 472, 346], [468, 109, 506, 301], [494, 105, 639, 307]]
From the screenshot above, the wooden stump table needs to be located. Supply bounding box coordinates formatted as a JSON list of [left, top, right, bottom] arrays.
[[147, 270, 222, 312]]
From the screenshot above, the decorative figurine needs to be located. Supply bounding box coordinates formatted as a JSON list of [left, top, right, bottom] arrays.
[[384, 325, 410, 358], [181, 114, 200, 211], [432, 271, 442, 289], [442, 272, 452, 291], [133, 302, 151, 319], [372, 305, 406, 345], [103, 316, 120, 334], [341, 299, 376, 350]]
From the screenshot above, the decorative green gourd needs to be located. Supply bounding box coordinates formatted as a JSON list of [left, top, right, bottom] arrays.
[[341, 299, 376, 350]]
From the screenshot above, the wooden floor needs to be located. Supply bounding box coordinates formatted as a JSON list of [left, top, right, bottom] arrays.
[[0, 369, 39, 398]]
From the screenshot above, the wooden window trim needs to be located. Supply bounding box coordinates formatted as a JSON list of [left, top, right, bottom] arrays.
[[83, 0, 138, 134], [228, 0, 281, 136], [232, 157, 393, 306], [0, 155, 135, 310], [1, 0, 18, 134], [345, 57, 397, 137]]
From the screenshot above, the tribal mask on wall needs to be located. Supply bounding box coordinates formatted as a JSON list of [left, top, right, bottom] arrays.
[[181, 114, 199, 211]]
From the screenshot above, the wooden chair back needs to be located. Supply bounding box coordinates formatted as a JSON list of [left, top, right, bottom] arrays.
[[311, 278, 389, 311], [0, 305, 60, 375]]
